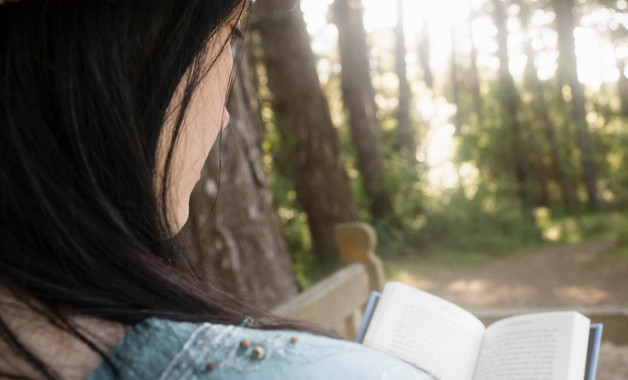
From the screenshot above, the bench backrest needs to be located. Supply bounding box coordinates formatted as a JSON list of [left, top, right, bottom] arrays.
[[272, 222, 385, 338]]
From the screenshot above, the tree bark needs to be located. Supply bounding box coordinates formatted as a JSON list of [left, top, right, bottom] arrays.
[[518, 0, 577, 215], [618, 56, 628, 118], [450, 24, 463, 135], [183, 54, 299, 309], [253, 0, 360, 257], [331, 0, 397, 222], [554, 0, 599, 209], [493, 0, 531, 217], [467, 5, 483, 125], [418, 15, 433, 90], [394, 0, 415, 152]]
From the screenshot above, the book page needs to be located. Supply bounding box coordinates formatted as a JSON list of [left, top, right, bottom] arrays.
[[473, 312, 590, 380], [363, 282, 486, 380]]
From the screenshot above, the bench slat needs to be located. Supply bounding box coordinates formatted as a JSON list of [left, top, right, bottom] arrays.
[[272, 262, 371, 332]]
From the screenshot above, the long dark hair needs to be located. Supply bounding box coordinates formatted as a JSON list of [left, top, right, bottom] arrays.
[[0, 0, 318, 379]]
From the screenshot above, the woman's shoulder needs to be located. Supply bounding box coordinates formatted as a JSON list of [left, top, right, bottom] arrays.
[[88, 318, 434, 380]]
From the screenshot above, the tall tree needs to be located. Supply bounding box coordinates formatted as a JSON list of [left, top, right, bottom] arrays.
[[608, 1, 628, 118], [554, 0, 599, 209], [493, 0, 531, 216], [331, 0, 397, 222], [518, 0, 577, 214], [183, 55, 299, 309], [418, 14, 433, 90], [394, 0, 415, 152], [467, 4, 483, 125], [253, 0, 360, 257], [617, 56, 628, 118], [450, 24, 463, 135]]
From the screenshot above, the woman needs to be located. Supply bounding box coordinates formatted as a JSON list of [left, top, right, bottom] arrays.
[[0, 1, 432, 379]]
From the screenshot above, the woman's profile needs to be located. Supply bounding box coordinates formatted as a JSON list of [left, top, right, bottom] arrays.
[[0, 0, 432, 379]]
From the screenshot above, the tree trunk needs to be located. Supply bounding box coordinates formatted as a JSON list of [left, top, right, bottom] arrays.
[[183, 54, 299, 309], [518, 0, 576, 215], [394, 0, 415, 152], [450, 24, 463, 135], [493, 0, 531, 217], [418, 15, 433, 90], [554, 0, 599, 209], [532, 143, 553, 209], [331, 0, 397, 222], [617, 56, 628, 118], [253, 0, 360, 257], [468, 4, 483, 125]]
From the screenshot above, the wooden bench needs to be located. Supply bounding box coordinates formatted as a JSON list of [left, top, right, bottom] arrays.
[[272, 222, 385, 338]]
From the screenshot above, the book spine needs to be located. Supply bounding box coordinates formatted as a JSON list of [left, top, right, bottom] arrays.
[[354, 291, 381, 343]]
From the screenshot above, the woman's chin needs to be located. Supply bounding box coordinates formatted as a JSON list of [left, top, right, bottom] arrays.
[[169, 208, 190, 235]]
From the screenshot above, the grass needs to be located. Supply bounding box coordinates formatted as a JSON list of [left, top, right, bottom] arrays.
[[385, 209, 628, 285]]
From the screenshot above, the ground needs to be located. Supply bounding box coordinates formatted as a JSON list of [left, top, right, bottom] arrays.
[[389, 240, 628, 379]]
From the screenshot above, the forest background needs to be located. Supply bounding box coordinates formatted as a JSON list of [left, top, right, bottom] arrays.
[[180, 0, 628, 310]]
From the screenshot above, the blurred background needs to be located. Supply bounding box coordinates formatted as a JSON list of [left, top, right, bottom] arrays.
[[181, 0, 628, 315]]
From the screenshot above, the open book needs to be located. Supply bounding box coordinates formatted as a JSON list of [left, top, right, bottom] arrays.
[[355, 282, 603, 380]]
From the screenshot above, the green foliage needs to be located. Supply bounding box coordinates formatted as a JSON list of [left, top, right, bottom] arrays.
[[256, 0, 628, 289], [537, 210, 628, 244], [267, 168, 342, 289], [259, 105, 315, 288], [420, 184, 543, 253], [370, 161, 545, 260]]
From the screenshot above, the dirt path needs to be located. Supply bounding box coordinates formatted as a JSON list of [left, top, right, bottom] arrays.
[[410, 240, 628, 308], [403, 240, 628, 379]]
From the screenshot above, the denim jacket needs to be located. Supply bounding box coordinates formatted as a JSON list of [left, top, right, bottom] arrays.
[[87, 318, 433, 380]]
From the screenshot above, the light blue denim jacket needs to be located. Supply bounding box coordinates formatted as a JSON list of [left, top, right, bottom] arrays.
[[87, 318, 434, 380]]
